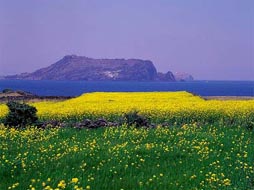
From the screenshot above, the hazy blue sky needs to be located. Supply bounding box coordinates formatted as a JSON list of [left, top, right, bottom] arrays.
[[0, 0, 253, 80]]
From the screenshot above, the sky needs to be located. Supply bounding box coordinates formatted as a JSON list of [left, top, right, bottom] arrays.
[[0, 0, 253, 80]]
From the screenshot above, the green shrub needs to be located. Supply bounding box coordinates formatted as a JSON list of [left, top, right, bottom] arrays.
[[124, 110, 149, 127], [2, 88, 14, 93], [4, 101, 38, 128]]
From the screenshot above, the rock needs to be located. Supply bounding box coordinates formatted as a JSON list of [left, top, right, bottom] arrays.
[[107, 122, 119, 127], [174, 72, 194, 81], [39, 120, 65, 128], [82, 119, 92, 126], [74, 118, 112, 129], [147, 123, 157, 129], [156, 71, 176, 81], [94, 118, 108, 127], [4, 55, 193, 82], [5, 55, 159, 81], [74, 119, 92, 129], [161, 122, 169, 127]]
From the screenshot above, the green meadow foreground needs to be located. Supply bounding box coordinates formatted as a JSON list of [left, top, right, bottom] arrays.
[[0, 125, 253, 190], [0, 92, 253, 189]]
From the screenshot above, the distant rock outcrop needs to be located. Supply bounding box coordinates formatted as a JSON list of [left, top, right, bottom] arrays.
[[4, 55, 192, 82], [174, 72, 194, 81], [5, 55, 161, 81], [156, 72, 175, 81]]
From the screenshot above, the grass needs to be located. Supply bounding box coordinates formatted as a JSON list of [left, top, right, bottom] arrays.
[[1, 124, 253, 190], [0, 92, 253, 189]]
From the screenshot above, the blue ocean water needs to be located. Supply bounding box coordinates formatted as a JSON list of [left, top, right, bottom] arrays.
[[0, 80, 253, 96]]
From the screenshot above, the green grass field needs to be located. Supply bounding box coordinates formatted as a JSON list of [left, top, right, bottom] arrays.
[[1, 124, 253, 190]]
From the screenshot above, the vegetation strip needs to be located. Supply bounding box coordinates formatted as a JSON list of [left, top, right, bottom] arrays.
[[0, 125, 253, 190], [0, 91, 253, 189], [0, 91, 253, 129]]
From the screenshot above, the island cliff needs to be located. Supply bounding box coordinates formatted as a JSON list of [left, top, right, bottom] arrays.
[[4, 55, 192, 81]]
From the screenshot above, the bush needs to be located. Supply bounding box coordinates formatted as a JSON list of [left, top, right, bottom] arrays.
[[4, 101, 38, 128], [2, 88, 14, 93], [124, 110, 149, 127]]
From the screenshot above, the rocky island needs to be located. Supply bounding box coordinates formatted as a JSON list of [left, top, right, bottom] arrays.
[[4, 55, 193, 81]]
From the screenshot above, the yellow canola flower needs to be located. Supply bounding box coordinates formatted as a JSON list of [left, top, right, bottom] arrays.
[[71, 178, 79, 183], [223, 178, 231, 186], [0, 91, 253, 126], [57, 180, 66, 189]]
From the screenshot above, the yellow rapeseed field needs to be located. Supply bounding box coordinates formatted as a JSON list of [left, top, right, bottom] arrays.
[[0, 91, 253, 126]]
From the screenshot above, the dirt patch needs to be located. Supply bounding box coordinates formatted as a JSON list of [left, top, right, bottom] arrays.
[[0, 90, 73, 103], [203, 96, 254, 100]]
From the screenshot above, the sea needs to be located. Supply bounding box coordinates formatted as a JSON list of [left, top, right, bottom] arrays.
[[0, 80, 253, 97]]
